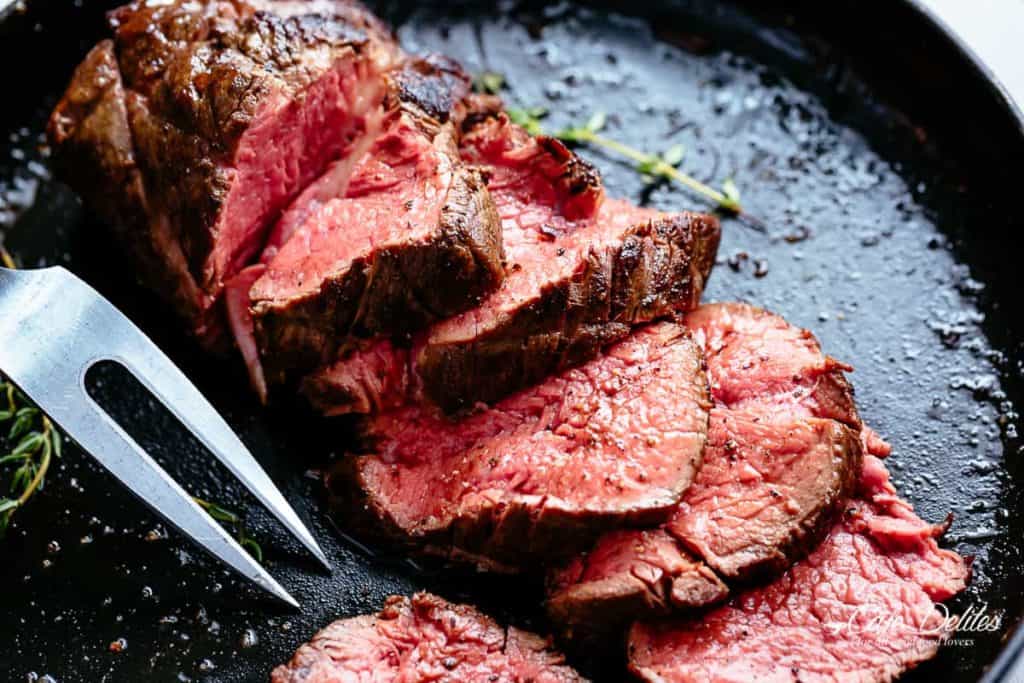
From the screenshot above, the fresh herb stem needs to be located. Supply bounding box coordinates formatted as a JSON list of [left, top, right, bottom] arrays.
[[472, 70, 506, 95], [571, 130, 740, 212], [16, 417, 53, 506], [506, 106, 752, 218], [0, 383, 61, 536], [193, 497, 264, 563]]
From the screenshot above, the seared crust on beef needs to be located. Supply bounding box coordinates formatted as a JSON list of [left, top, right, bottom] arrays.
[[546, 529, 728, 645], [300, 108, 722, 417], [271, 593, 587, 682], [417, 210, 720, 413], [250, 57, 504, 383], [327, 323, 711, 568], [46, 40, 205, 325], [390, 54, 471, 124], [49, 0, 398, 344]]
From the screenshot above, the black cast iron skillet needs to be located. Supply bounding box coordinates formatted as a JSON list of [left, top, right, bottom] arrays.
[[0, 1, 1022, 681]]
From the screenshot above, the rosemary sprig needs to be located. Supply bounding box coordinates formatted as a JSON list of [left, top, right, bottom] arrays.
[[193, 497, 263, 563], [0, 381, 61, 536], [506, 107, 746, 216]]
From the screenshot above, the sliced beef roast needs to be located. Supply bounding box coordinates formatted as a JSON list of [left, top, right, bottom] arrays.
[[666, 411, 860, 580], [327, 322, 711, 568], [628, 454, 969, 683], [245, 56, 504, 388], [271, 593, 587, 682], [683, 302, 860, 427], [546, 303, 863, 636], [547, 529, 728, 644], [303, 106, 721, 415], [48, 0, 399, 344]]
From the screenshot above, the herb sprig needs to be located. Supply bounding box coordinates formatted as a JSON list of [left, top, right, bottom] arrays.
[[193, 497, 264, 563], [0, 377, 263, 563], [0, 381, 62, 536], [507, 107, 750, 218]]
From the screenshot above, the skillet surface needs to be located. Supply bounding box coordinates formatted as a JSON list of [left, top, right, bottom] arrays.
[[0, 1, 1022, 681]]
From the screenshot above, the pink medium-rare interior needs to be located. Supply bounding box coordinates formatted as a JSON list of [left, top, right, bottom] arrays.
[[211, 55, 386, 300], [667, 410, 855, 578], [270, 594, 583, 683], [250, 110, 453, 305], [224, 263, 268, 402], [628, 454, 969, 683], [358, 323, 709, 530], [683, 302, 861, 427]]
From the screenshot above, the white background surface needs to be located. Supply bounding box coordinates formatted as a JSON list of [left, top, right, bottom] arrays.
[[923, 0, 1024, 114]]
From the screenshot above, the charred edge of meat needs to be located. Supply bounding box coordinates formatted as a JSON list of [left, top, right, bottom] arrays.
[[535, 136, 604, 202], [251, 55, 503, 385], [459, 100, 605, 210], [545, 537, 728, 649], [416, 211, 721, 414], [388, 54, 472, 124], [46, 39, 206, 329], [814, 360, 861, 430], [252, 159, 503, 385], [52, 0, 400, 349]]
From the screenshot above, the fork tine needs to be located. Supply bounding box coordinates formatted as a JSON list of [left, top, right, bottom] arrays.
[[79, 305, 333, 572], [62, 393, 299, 608], [0, 266, 324, 601], [115, 341, 332, 571], [0, 266, 329, 571]]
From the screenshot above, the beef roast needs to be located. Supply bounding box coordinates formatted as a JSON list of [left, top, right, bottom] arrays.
[[242, 56, 503, 390], [271, 593, 586, 682], [303, 107, 721, 415], [628, 453, 969, 683], [327, 322, 711, 568], [48, 0, 399, 344], [546, 303, 863, 636]]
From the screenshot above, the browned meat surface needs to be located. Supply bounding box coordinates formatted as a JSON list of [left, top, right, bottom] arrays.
[[628, 453, 970, 683], [546, 303, 863, 637], [271, 593, 587, 682], [302, 107, 720, 415], [327, 322, 711, 568], [547, 529, 727, 644], [243, 56, 503, 389], [48, 0, 399, 345]]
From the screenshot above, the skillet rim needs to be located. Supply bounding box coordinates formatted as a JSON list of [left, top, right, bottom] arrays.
[[0, 0, 1022, 680]]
